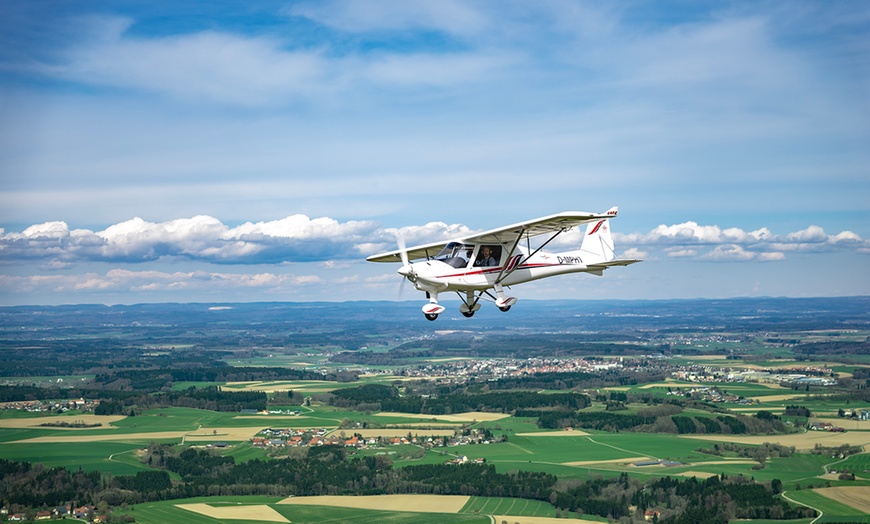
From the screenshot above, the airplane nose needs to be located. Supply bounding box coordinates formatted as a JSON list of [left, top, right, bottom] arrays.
[[397, 265, 412, 277]]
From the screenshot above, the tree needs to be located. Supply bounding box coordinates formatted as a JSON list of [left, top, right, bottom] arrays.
[[771, 478, 783, 494]]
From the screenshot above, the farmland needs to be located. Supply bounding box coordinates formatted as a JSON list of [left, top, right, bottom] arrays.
[[0, 298, 868, 522]]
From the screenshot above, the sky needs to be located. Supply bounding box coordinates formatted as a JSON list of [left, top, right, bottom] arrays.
[[0, 0, 868, 306]]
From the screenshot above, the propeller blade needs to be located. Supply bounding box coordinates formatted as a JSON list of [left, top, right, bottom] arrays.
[[397, 232, 410, 267]]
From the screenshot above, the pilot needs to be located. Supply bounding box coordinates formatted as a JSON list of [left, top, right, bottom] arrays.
[[475, 246, 497, 267]]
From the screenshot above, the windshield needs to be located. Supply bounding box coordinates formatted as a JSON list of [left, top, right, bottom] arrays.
[[434, 242, 474, 269]]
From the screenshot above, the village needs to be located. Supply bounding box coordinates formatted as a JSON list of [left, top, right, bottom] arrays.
[[248, 426, 502, 453]]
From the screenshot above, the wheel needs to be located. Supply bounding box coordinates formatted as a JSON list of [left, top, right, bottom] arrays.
[[424, 313, 439, 321], [498, 305, 512, 312], [461, 311, 475, 318]]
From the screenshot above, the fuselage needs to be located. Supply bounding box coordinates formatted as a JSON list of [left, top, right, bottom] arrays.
[[405, 250, 597, 293]]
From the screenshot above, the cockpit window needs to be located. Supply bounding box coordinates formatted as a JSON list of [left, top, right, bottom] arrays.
[[435, 242, 474, 269]]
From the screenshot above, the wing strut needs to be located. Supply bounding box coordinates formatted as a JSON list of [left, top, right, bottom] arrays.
[[493, 226, 572, 284], [492, 230, 526, 285]]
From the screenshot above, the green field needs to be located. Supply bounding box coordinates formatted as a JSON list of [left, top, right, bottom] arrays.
[[459, 496, 556, 516], [3, 397, 869, 521], [783, 489, 870, 523]]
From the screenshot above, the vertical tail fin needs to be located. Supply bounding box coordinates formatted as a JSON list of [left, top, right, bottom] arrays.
[[579, 206, 618, 264]]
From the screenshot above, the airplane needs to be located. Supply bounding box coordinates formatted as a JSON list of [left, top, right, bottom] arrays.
[[367, 206, 640, 320]]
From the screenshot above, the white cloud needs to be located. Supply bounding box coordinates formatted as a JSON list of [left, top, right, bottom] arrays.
[[45, 18, 328, 106], [2, 216, 866, 268], [666, 248, 697, 258], [758, 252, 786, 261], [616, 222, 865, 261], [701, 244, 756, 261], [0, 214, 475, 266]]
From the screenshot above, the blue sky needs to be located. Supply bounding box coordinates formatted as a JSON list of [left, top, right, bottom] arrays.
[[1, 0, 868, 306]]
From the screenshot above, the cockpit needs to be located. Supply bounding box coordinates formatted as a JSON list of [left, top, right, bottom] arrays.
[[434, 242, 503, 269], [434, 242, 475, 269]]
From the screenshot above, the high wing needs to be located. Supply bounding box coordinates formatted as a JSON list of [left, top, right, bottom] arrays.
[[366, 210, 615, 263], [366, 239, 456, 263]]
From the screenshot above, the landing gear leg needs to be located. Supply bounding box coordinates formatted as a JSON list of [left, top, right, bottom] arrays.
[[459, 290, 481, 318], [494, 284, 518, 312], [422, 292, 445, 320]]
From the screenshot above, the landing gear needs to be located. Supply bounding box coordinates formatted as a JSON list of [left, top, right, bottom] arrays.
[[494, 284, 517, 313], [458, 290, 481, 318], [421, 293, 446, 321]]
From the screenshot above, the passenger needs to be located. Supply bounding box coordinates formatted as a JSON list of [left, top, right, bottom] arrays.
[[475, 246, 497, 267]]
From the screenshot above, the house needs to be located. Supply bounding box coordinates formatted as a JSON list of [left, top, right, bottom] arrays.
[[35, 511, 52, 520], [644, 509, 661, 521]]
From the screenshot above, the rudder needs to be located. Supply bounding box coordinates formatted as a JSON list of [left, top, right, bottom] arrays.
[[579, 207, 618, 264]]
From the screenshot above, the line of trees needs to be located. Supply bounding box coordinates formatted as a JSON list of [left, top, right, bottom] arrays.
[[328, 385, 589, 415], [0, 447, 811, 523]]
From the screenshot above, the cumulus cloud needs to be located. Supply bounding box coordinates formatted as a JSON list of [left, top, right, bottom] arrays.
[[0, 214, 472, 266], [2, 216, 866, 268], [615, 222, 866, 261]]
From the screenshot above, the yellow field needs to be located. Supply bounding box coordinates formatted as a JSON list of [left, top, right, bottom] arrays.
[[0, 415, 126, 429], [234, 415, 310, 420], [223, 380, 339, 393], [677, 471, 718, 478], [375, 411, 510, 422], [563, 457, 650, 467], [681, 430, 870, 451], [810, 418, 870, 431], [515, 429, 591, 437], [177, 503, 289, 522], [278, 494, 470, 513], [492, 517, 603, 524], [748, 393, 812, 402], [6, 431, 188, 444], [813, 486, 870, 514], [184, 427, 263, 441], [637, 380, 679, 389]]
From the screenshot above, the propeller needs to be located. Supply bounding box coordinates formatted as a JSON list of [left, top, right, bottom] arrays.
[[395, 232, 414, 298]]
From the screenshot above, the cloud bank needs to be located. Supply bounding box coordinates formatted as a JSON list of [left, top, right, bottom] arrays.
[[1, 215, 864, 267]]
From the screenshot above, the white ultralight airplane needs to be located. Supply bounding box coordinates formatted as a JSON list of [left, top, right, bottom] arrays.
[[367, 206, 640, 320]]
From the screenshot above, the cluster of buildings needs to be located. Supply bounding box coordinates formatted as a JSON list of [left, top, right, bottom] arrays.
[[0, 398, 98, 413], [403, 356, 624, 379], [665, 386, 756, 405], [809, 421, 846, 432], [2, 505, 102, 522], [250, 427, 499, 450], [671, 365, 836, 386]]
